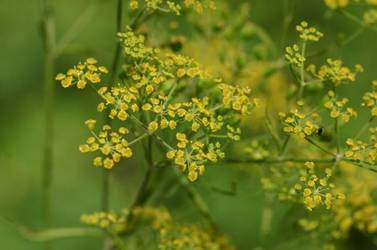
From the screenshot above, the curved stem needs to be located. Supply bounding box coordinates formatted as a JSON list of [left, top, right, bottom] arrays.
[[305, 138, 336, 157], [41, 1, 56, 250], [101, 0, 124, 212], [298, 40, 307, 100]]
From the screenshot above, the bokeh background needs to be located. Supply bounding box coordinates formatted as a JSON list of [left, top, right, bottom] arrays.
[[1, 0, 377, 249]]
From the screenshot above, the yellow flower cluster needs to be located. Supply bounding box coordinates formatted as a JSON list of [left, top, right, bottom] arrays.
[[218, 83, 254, 115], [324, 0, 349, 9], [293, 162, 343, 211], [285, 44, 305, 67], [79, 123, 133, 169], [58, 27, 255, 181], [80, 211, 125, 231], [117, 28, 157, 59], [280, 104, 320, 138], [55, 58, 108, 89], [166, 136, 225, 182], [81, 207, 234, 250], [299, 162, 377, 247], [362, 80, 377, 116], [344, 129, 377, 165], [307, 59, 363, 86], [324, 90, 357, 123], [296, 21, 324, 42], [129, 0, 216, 15]]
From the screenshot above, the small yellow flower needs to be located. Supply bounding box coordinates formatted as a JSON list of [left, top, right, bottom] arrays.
[[166, 150, 176, 159], [85, 119, 96, 130], [188, 171, 198, 182], [103, 158, 114, 169], [148, 121, 159, 133], [79, 144, 90, 153]]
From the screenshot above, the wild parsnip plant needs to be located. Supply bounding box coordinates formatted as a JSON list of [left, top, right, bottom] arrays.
[[7, 0, 377, 250]]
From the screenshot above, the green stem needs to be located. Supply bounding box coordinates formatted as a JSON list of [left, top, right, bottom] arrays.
[[279, 135, 291, 156], [227, 157, 335, 164], [125, 137, 155, 227], [0, 216, 101, 241], [280, 0, 296, 52], [100, 0, 124, 213], [54, 3, 98, 57], [41, 1, 56, 249], [341, 10, 377, 33], [355, 116, 375, 140], [298, 40, 307, 100], [101, 169, 110, 212], [108, 0, 124, 85], [305, 138, 336, 157], [334, 118, 340, 154], [176, 172, 219, 233]]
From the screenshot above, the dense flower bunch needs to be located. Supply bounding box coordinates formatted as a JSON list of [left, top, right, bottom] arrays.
[[55, 58, 109, 89], [324, 90, 357, 123], [344, 128, 377, 164], [81, 207, 234, 250], [279, 102, 320, 138], [261, 161, 344, 211], [285, 22, 323, 69], [79, 123, 133, 169], [295, 162, 377, 250], [293, 162, 343, 211], [307, 59, 363, 86], [129, 0, 216, 15], [57, 27, 255, 182], [258, 19, 377, 249]]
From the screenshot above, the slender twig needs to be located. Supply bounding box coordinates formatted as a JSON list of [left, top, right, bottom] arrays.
[[279, 135, 291, 156], [265, 104, 282, 151], [41, 2, 56, 250], [280, 0, 296, 52], [1, 215, 101, 241], [54, 3, 98, 57], [305, 138, 336, 157], [298, 40, 307, 100], [101, 0, 125, 213], [341, 10, 377, 33], [226, 157, 335, 164], [108, 0, 124, 85], [176, 172, 219, 233], [355, 116, 375, 140], [125, 137, 155, 227]]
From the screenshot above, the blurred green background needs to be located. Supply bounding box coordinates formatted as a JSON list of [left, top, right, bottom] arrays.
[[1, 0, 377, 249]]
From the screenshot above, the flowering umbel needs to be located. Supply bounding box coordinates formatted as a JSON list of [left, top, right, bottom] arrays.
[[57, 28, 256, 181]]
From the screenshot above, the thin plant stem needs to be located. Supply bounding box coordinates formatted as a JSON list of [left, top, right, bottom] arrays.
[[41, 1, 56, 249], [54, 3, 98, 57], [279, 135, 291, 156], [108, 0, 124, 85], [125, 137, 155, 226], [341, 10, 377, 33], [101, 0, 124, 212], [305, 137, 336, 157], [176, 172, 219, 233], [355, 116, 375, 140], [334, 117, 340, 154], [298, 40, 307, 100], [42, 0, 56, 250], [227, 157, 335, 164], [280, 0, 296, 52]]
